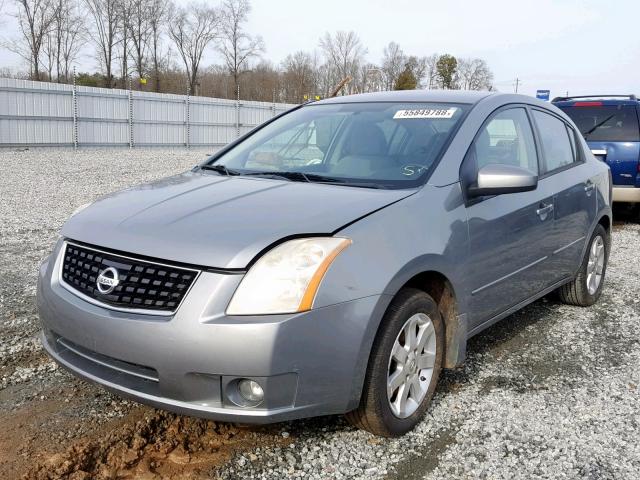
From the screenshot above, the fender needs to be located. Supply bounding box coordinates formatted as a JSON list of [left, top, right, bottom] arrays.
[[382, 257, 469, 369]]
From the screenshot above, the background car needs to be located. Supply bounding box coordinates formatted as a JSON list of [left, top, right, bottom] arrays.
[[552, 94, 640, 205]]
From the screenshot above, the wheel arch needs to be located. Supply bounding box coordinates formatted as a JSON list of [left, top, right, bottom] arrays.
[[397, 270, 467, 369], [597, 212, 611, 237], [381, 260, 468, 370]]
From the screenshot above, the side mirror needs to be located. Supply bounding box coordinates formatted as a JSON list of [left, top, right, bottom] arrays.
[[468, 164, 538, 197]]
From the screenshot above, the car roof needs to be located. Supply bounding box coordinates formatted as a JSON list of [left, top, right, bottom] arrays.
[[313, 89, 496, 105]]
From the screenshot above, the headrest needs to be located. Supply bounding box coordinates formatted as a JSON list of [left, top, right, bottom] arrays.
[[343, 121, 387, 156]]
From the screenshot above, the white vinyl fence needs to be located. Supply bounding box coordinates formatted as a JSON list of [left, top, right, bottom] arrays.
[[0, 78, 296, 148]]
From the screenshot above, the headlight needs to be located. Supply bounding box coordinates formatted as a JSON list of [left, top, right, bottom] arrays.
[[227, 237, 351, 315]]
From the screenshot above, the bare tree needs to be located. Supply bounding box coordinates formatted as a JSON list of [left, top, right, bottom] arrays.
[[423, 53, 439, 89], [217, 0, 264, 95], [168, 1, 219, 95], [239, 59, 278, 102], [281, 50, 315, 102], [381, 41, 404, 90], [116, 0, 133, 84], [9, 0, 59, 80], [83, 0, 119, 87], [42, 0, 85, 82], [319, 31, 367, 95], [58, 2, 84, 80], [148, 0, 168, 91], [127, 0, 152, 82], [457, 57, 493, 91]]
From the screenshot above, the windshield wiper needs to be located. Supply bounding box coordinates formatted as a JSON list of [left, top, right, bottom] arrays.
[[241, 171, 387, 188], [200, 164, 241, 176], [204, 167, 388, 189], [239, 171, 311, 182], [302, 173, 389, 189], [583, 114, 616, 137]]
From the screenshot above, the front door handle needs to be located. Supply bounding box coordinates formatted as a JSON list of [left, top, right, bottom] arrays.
[[536, 203, 554, 220], [584, 181, 595, 196]]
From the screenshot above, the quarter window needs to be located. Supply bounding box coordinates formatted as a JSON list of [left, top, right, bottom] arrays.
[[532, 110, 576, 173], [473, 108, 538, 173], [566, 125, 578, 162]]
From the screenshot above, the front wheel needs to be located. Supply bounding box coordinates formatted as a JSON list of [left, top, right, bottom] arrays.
[[346, 288, 444, 437], [558, 224, 609, 306]]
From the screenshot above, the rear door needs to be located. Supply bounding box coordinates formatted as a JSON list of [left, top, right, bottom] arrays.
[[531, 109, 597, 276], [558, 103, 640, 186], [462, 107, 557, 329]]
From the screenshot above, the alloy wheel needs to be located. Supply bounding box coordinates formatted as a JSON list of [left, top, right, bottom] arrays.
[[586, 235, 605, 295], [386, 313, 437, 418]]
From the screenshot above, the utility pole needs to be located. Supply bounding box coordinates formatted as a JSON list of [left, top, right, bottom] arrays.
[[514, 77, 521, 93]]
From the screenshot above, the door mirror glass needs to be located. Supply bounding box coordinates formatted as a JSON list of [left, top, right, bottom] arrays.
[[468, 164, 538, 197]]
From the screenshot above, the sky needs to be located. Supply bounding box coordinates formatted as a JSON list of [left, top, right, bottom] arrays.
[[1, 0, 639, 99]]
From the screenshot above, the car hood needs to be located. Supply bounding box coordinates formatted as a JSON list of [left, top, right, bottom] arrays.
[[62, 171, 416, 269]]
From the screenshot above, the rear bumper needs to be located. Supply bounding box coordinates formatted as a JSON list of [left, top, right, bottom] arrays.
[[612, 186, 640, 203], [37, 239, 389, 423]]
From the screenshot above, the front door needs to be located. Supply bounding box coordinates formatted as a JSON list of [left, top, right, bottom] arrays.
[[462, 107, 557, 331]]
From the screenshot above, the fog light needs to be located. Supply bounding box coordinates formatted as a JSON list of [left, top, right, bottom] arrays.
[[238, 379, 264, 404]]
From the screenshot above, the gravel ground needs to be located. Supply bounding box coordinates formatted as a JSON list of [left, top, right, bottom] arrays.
[[1, 148, 639, 479]]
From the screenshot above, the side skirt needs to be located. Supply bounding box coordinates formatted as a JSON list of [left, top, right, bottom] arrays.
[[466, 276, 573, 339]]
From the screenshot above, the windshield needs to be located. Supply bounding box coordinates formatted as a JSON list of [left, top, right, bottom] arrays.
[[204, 102, 469, 189], [558, 105, 640, 142]]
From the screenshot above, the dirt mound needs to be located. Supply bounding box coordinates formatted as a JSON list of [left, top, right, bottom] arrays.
[[24, 409, 266, 480]]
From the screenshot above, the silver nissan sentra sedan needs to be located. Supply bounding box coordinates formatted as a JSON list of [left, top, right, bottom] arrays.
[[38, 90, 612, 437]]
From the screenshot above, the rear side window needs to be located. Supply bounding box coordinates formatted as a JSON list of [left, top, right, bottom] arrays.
[[532, 110, 575, 173], [558, 105, 640, 142], [473, 108, 538, 173]]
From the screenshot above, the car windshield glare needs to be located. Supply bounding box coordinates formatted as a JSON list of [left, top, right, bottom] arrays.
[[205, 102, 469, 189]]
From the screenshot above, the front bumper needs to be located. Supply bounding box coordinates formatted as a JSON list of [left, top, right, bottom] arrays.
[[38, 240, 389, 423], [612, 186, 640, 203]]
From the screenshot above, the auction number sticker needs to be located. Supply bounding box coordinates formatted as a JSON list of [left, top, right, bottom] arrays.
[[393, 108, 458, 119]]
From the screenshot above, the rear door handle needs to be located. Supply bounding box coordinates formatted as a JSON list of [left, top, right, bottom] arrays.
[[584, 181, 595, 195], [536, 203, 554, 219]]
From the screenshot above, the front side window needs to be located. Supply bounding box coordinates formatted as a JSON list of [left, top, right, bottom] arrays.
[[532, 110, 575, 173], [206, 102, 469, 189], [473, 108, 538, 173]]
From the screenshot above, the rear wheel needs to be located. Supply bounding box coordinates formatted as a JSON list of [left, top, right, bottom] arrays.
[[346, 288, 444, 437], [558, 224, 609, 306]]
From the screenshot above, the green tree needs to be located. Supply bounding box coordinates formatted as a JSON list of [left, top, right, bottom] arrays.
[[75, 72, 103, 87], [394, 64, 418, 90], [436, 54, 457, 89]]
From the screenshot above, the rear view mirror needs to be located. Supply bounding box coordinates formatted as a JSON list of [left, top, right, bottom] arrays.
[[468, 164, 538, 197]]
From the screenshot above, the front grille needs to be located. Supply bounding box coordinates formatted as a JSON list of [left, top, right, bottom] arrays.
[[60, 242, 199, 313]]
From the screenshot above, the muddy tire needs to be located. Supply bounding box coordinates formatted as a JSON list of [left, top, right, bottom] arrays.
[[346, 288, 444, 437], [558, 224, 609, 307]]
